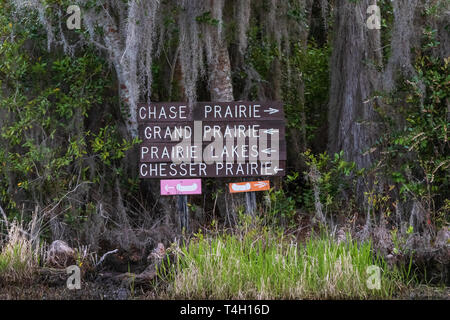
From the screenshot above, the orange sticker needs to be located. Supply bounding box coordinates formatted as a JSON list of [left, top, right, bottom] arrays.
[[229, 180, 270, 193]]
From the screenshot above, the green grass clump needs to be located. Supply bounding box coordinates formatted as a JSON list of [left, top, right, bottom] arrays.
[[0, 222, 39, 283], [157, 226, 413, 299]]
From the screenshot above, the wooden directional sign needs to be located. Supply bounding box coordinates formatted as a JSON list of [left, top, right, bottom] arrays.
[[139, 161, 286, 178], [192, 102, 284, 121], [138, 102, 285, 122], [138, 121, 286, 142], [137, 101, 286, 178], [139, 141, 287, 162]]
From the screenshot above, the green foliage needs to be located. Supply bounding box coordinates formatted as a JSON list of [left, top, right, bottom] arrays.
[[285, 1, 307, 23], [0, 6, 135, 231], [264, 186, 297, 228], [247, 25, 279, 81], [301, 150, 359, 215], [285, 42, 330, 139], [378, 0, 394, 64], [374, 28, 449, 226], [424, 0, 450, 18], [90, 125, 137, 166], [195, 11, 219, 26]]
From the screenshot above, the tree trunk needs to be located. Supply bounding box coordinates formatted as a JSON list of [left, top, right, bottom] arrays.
[[204, 1, 256, 219], [328, 0, 382, 173], [207, 42, 234, 102], [329, 1, 439, 240], [95, 5, 137, 138]]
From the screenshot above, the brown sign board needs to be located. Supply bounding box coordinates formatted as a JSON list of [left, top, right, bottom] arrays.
[[139, 161, 286, 178], [139, 141, 287, 162], [137, 101, 286, 178], [138, 121, 286, 142], [137, 102, 285, 122]]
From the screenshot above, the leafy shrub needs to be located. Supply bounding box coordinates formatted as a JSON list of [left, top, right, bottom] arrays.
[[0, 5, 137, 236], [301, 150, 360, 217], [374, 28, 449, 227], [262, 174, 298, 228]]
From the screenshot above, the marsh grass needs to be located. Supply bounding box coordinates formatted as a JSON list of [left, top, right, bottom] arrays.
[[0, 221, 41, 283], [157, 226, 413, 299]]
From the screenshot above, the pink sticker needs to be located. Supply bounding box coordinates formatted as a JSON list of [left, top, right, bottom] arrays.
[[160, 179, 202, 195]]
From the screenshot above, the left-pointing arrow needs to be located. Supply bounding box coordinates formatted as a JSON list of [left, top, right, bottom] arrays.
[[273, 167, 284, 173], [263, 129, 279, 135], [261, 148, 277, 155]]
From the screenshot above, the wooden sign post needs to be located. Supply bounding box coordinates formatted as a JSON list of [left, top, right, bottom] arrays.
[[137, 101, 286, 226]]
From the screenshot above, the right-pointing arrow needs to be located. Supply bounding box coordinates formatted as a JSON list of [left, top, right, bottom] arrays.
[[263, 107, 279, 115], [254, 182, 267, 188]]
